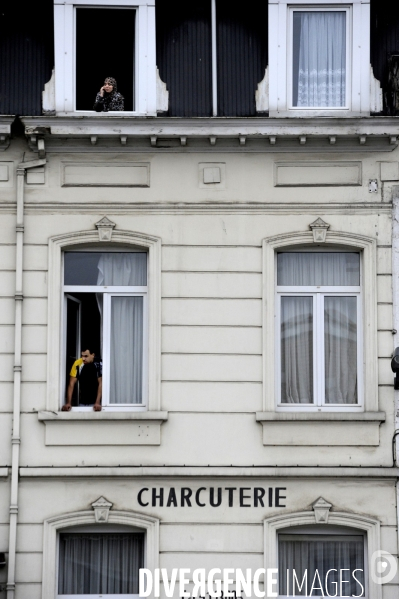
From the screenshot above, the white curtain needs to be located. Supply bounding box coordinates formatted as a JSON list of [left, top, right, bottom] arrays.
[[281, 297, 313, 404], [278, 535, 364, 596], [277, 253, 359, 286], [95, 254, 146, 404], [325, 297, 357, 404], [279, 254, 358, 404], [97, 253, 147, 286], [293, 11, 346, 107], [110, 296, 143, 404], [58, 533, 144, 595]]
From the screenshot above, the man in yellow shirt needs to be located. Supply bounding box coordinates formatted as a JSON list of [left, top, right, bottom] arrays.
[[62, 347, 102, 411]]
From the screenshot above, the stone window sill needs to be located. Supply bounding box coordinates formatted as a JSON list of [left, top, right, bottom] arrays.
[[38, 410, 168, 446], [255, 411, 386, 446]]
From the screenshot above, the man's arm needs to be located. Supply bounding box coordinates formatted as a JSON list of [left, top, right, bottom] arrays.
[[62, 376, 77, 411], [93, 377, 102, 411]]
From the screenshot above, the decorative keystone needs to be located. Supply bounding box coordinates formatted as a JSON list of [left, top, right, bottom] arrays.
[[95, 216, 116, 242], [92, 496, 113, 523], [312, 497, 333, 523], [309, 217, 330, 243]]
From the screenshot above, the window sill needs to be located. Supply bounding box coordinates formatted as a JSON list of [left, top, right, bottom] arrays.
[[256, 411, 386, 446], [38, 410, 168, 446]]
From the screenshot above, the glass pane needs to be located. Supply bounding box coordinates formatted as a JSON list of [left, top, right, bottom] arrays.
[[293, 11, 346, 107], [58, 533, 144, 594], [277, 253, 360, 286], [110, 296, 143, 404], [281, 297, 313, 404], [64, 252, 147, 286], [278, 535, 365, 596], [325, 297, 357, 404]]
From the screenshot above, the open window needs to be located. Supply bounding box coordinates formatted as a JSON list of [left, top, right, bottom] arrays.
[[54, 0, 156, 115], [62, 251, 148, 410], [276, 251, 363, 410], [277, 525, 366, 598]]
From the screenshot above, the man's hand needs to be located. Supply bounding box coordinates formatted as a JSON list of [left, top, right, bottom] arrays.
[[93, 403, 102, 411], [61, 403, 72, 411]]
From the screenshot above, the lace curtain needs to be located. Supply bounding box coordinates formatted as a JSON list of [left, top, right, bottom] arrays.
[[293, 11, 346, 107]]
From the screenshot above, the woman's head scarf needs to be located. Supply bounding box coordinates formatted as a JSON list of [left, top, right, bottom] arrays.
[[104, 77, 117, 93]]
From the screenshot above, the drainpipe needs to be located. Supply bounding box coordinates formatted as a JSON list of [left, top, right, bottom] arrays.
[[6, 157, 46, 599], [392, 192, 399, 563]]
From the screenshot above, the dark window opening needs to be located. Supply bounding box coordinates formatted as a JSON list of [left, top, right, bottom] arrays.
[[65, 293, 101, 406], [76, 8, 135, 111]]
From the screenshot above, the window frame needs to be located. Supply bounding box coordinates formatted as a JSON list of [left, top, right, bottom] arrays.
[[61, 249, 149, 411], [46, 228, 162, 414], [277, 525, 367, 599], [43, 508, 159, 599], [268, 0, 371, 117], [262, 230, 378, 415], [275, 250, 364, 411], [53, 0, 157, 116], [264, 509, 381, 599], [287, 5, 351, 111]]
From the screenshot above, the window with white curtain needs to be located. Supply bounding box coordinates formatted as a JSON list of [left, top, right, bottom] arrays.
[[63, 251, 148, 410], [278, 526, 365, 597], [291, 9, 348, 108], [57, 529, 144, 598], [276, 252, 362, 409]]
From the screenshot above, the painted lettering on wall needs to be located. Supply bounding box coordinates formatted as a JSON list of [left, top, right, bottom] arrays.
[[137, 487, 287, 508]]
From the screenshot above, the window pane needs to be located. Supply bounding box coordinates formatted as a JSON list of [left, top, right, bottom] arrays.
[[278, 535, 365, 596], [325, 297, 357, 404], [64, 252, 147, 286], [293, 11, 346, 107], [58, 533, 144, 594], [110, 296, 143, 404], [277, 253, 359, 286], [76, 8, 135, 111], [281, 297, 313, 404]]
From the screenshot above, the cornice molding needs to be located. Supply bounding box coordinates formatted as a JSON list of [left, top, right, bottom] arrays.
[[20, 116, 399, 154]]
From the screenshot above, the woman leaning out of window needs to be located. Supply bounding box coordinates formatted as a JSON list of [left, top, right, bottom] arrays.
[[94, 77, 124, 112]]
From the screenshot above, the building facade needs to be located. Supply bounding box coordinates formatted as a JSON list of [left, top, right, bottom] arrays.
[[0, 1, 399, 598]]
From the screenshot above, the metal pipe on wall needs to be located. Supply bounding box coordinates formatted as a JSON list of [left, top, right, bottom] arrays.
[[6, 157, 46, 599], [211, 0, 217, 116]]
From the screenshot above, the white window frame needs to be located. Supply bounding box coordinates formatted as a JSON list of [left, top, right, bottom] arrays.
[[287, 6, 351, 111], [268, 0, 371, 117], [53, 0, 157, 116], [43, 509, 159, 599], [275, 251, 363, 411], [57, 525, 144, 599], [62, 249, 149, 411], [277, 526, 367, 599], [46, 228, 162, 414], [262, 230, 378, 415], [264, 509, 382, 599]]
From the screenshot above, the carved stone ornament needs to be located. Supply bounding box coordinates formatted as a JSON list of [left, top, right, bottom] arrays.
[[92, 496, 113, 523], [312, 497, 333, 524], [95, 216, 116, 242], [309, 217, 330, 243]]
